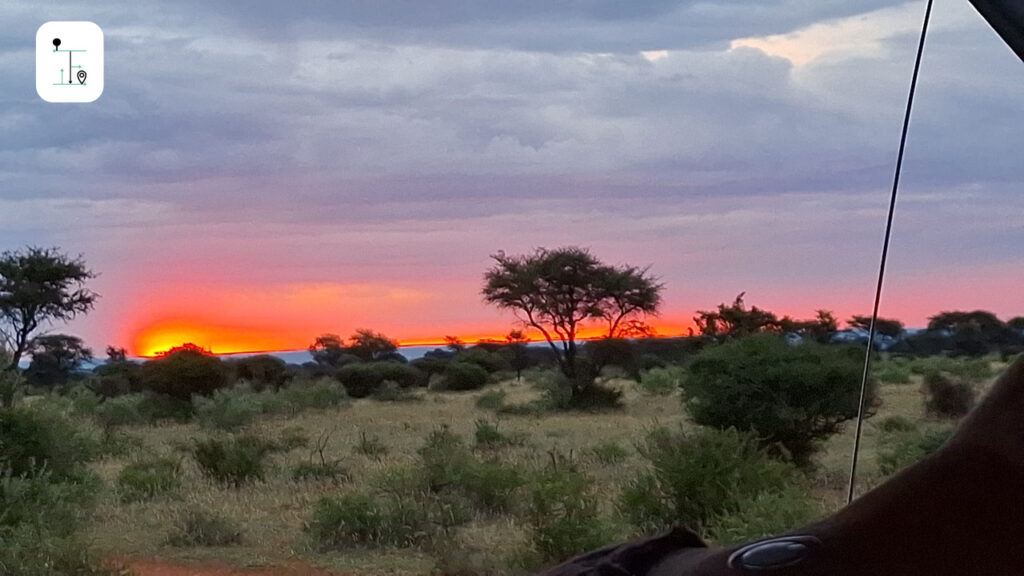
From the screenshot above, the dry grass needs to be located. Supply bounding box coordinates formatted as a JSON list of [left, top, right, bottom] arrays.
[[85, 362, 1008, 574]]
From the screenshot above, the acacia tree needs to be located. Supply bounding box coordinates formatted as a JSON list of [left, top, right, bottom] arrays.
[[24, 333, 93, 389], [481, 247, 662, 395], [848, 315, 905, 339], [694, 293, 782, 342], [0, 247, 97, 374]]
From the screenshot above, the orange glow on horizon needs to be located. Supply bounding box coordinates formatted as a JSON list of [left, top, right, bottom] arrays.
[[130, 318, 698, 357]]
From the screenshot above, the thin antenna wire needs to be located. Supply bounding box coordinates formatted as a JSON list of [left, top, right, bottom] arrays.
[[846, 0, 934, 505]]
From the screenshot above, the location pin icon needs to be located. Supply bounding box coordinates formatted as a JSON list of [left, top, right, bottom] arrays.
[[77, 70, 87, 84], [53, 38, 61, 51]]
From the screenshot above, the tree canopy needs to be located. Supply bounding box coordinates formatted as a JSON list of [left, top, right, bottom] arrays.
[[848, 315, 905, 338], [481, 246, 661, 390], [694, 293, 782, 341], [0, 247, 97, 372], [24, 333, 93, 389]]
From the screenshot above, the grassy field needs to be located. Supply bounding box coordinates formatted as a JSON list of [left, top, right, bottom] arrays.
[[74, 358, 1004, 575]]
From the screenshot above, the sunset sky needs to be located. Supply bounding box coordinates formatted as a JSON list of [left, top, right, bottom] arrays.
[[3, 1, 1023, 357]]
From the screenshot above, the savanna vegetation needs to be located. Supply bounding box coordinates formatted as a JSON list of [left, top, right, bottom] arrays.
[[1, 245, 1022, 575]]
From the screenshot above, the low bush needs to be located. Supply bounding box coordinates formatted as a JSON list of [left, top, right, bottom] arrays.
[[193, 388, 264, 430], [705, 486, 821, 546], [473, 419, 522, 448], [166, 509, 242, 547], [337, 362, 427, 397], [683, 334, 870, 466], [305, 492, 430, 549], [192, 435, 274, 486], [524, 466, 613, 566], [638, 367, 682, 396], [0, 406, 97, 481], [277, 377, 348, 412], [876, 415, 917, 433], [474, 390, 507, 412], [93, 393, 149, 429], [433, 362, 489, 392], [116, 456, 182, 502], [371, 380, 420, 402], [876, 426, 955, 477], [620, 426, 795, 534], [590, 440, 629, 465], [921, 372, 976, 418]]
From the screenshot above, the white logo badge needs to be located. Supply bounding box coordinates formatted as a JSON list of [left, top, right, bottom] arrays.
[[36, 21, 104, 103]]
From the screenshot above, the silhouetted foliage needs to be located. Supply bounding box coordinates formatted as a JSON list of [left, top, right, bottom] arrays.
[[694, 293, 782, 342], [336, 361, 427, 398], [0, 247, 97, 379], [927, 310, 1010, 356], [921, 371, 976, 419], [783, 310, 838, 343], [847, 315, 905, 339], [683, 334, 871, 465], [92, 347, 142, 397], [24, 333, 92, 389], [432, 362, 489, 391], [139, 348, 228, 401], [232, 354, 288, 391], [347, 329, 401, 362], [309, 334, 348, 368], [482, 247, 661, 401]]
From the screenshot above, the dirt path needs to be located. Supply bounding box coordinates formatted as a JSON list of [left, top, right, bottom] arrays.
[[119, 559, 346, 576]]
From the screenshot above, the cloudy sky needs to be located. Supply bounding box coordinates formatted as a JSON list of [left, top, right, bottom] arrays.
[[2, 1, 1022, 356]]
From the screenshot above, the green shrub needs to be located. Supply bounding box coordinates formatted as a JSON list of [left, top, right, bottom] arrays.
[[433, 362, 489, 392], [0, 466, 97, 537], [539, 372, 623, 411], [116, 457, 181, 502], [706, 486, 821, 546], [473, 419, 522, 448], [372, 380, 420, 402], [921, 372, 976, 418], [876, 415, 917, 433], [525, 466, 612, 565], [455, 348, 512, 374], [93, 394, 149, 428], [590, 440, 629, 465], [876, 426, 955, 476], [231, 354, 288, 391], [683, 334, 870, 465], [277, 377, 348, 411], [415, 427, 523, 514], [475, 390, 507, 412], [337, 362, 427, 397], [193, 388, 263, 430], [192, 435, 273, 486], [0, 406, 97, 481], [67, 384, 102, 415], [638, 367, 682, 396], [620, 426, 795, 533], [166, 509, 242, 547], [305, 492, 429, 549], [909, 356, 994, 381]]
